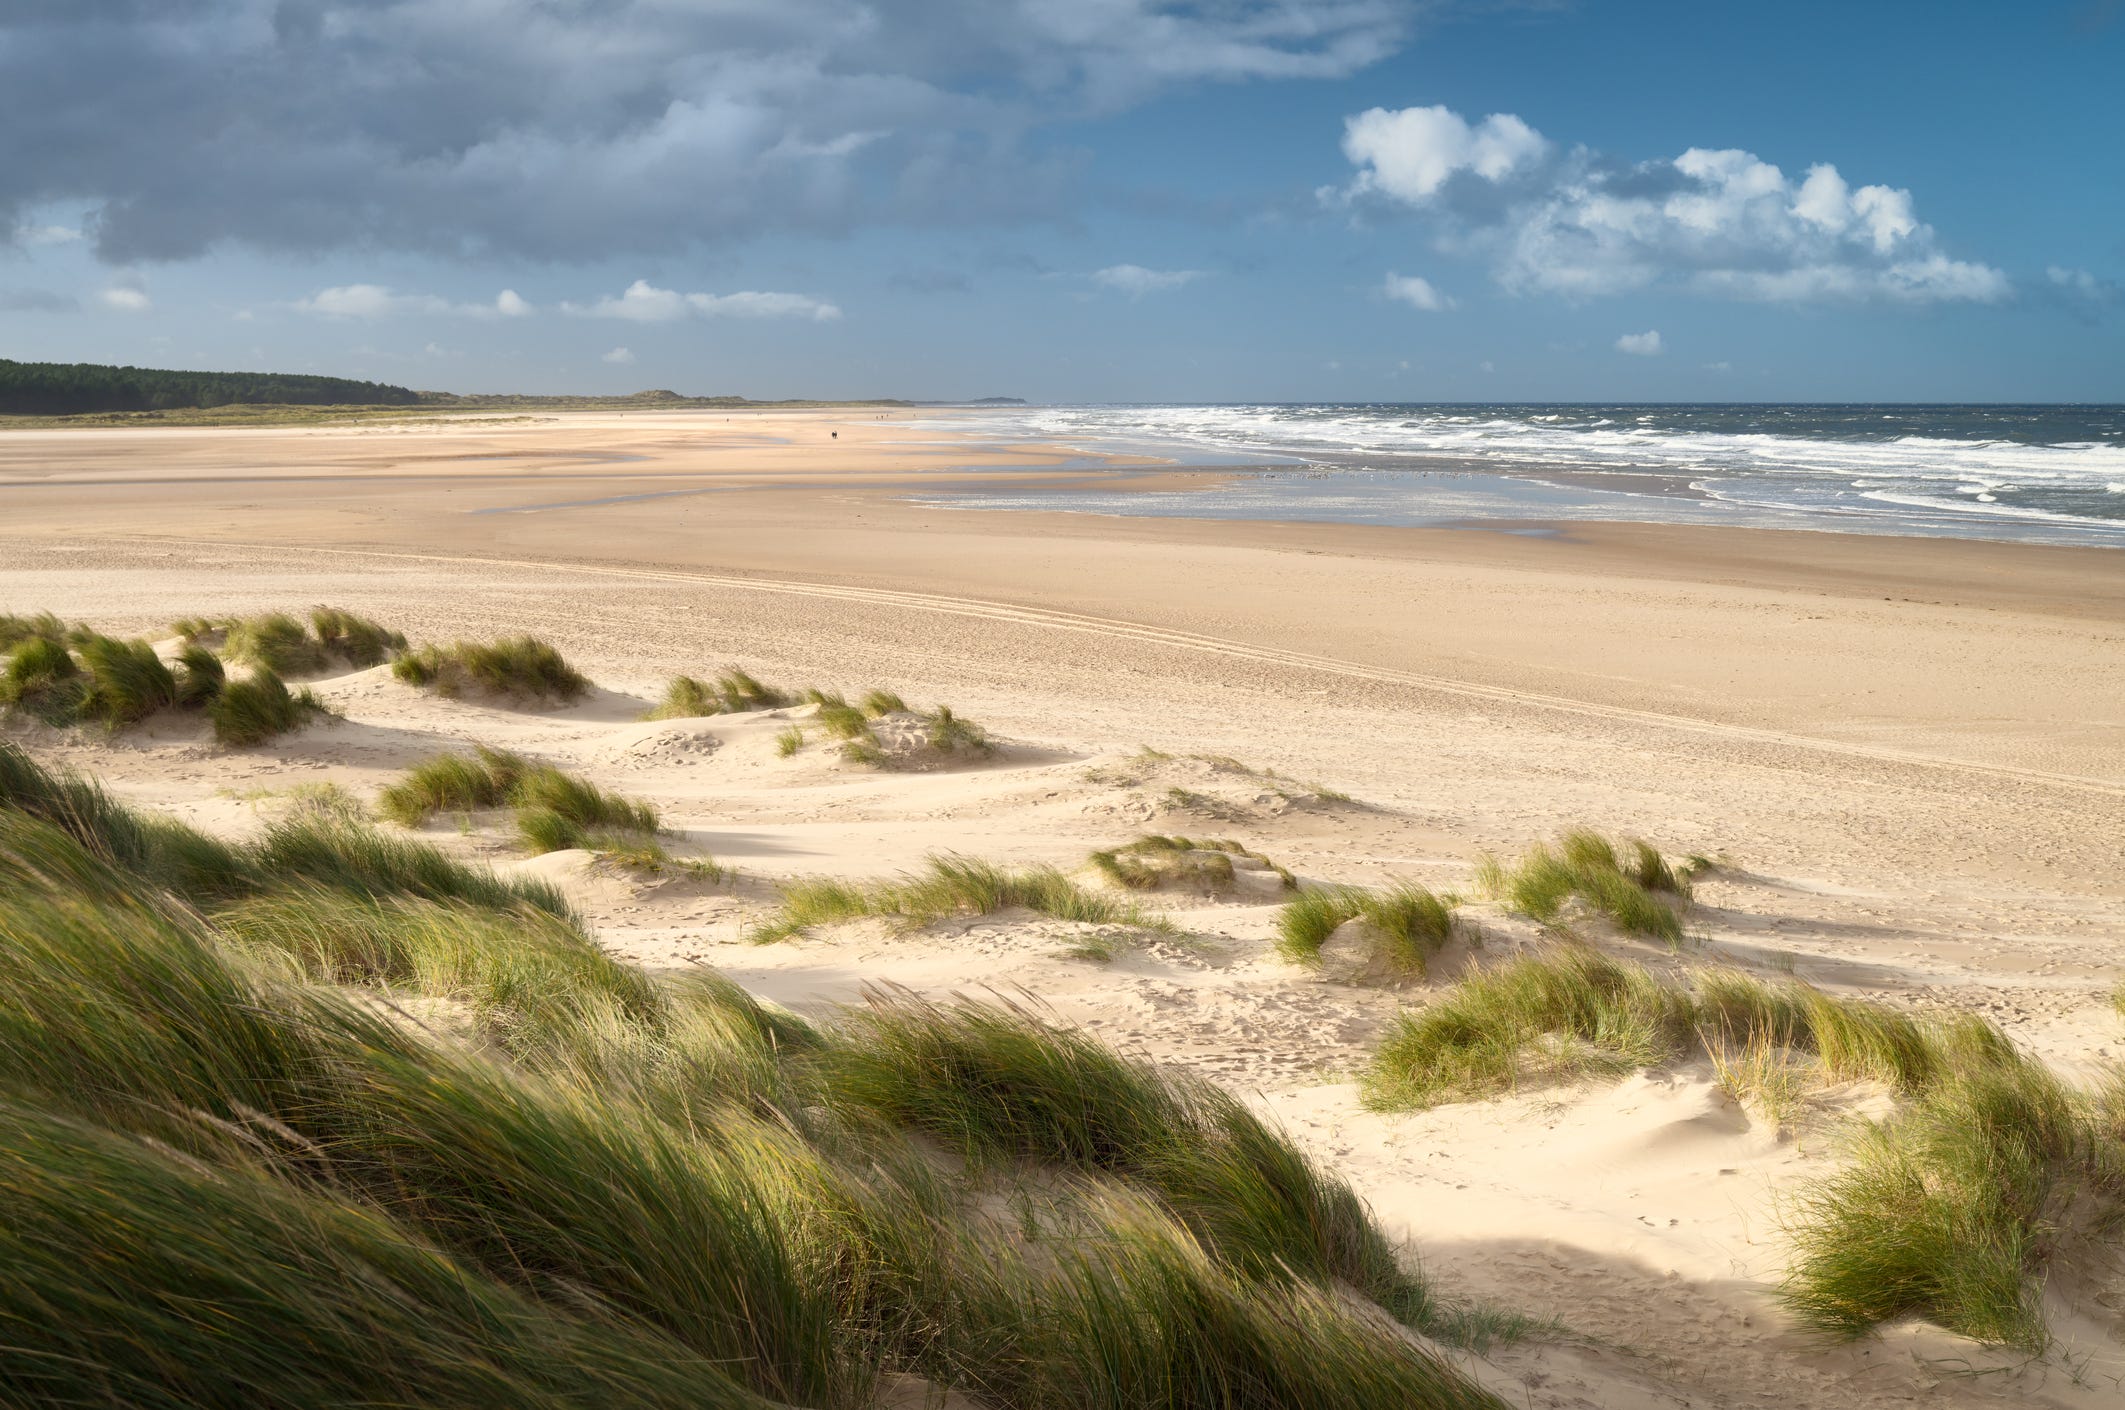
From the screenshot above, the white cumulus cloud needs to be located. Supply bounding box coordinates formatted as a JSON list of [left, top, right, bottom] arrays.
[[1380, 272, 1452, 310], [98, 282, 151, 312], [564, 279, 841, 322], [294, 284, 535, 319], [1338, 105, 1545, 201], [601, 346, 636, 365], [1614, 329, 1662, 356], [1334, 104, 2009, 306], [1091, 264, 1205, 297]]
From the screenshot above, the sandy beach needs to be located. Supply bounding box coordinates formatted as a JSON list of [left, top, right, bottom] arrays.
[[5, 407, 2124, 1408]]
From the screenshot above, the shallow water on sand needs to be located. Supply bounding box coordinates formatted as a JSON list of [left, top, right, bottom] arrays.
[[916, 404, 2125, 547]]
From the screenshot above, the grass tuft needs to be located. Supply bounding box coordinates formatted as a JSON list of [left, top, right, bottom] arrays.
[[860, 688, 908, 717], [174, 642, 226, 706], [1781, 1050, 2095, 1351], [393, 636, 589, 704], [378, 748, 658, 858], [208, 668, 329, 747], [73, 633, 180, 728], [748, 855, 1168, 943], [257, 813, 578, 921], [1, 635, 89, 725], [309, 606, 407, 666], [223, 611, 328, 676], [1479, 830, 1691, 945], [776, 725, 805, 757], [378, 746, 527, 825], [1364, 949, 2006, 1116], [0, 611, 68, 651], [1278, 882, 1459, 977], [645, 669, 792, 719]]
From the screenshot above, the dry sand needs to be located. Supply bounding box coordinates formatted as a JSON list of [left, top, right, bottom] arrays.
[[3, 407, 2123, 1408]]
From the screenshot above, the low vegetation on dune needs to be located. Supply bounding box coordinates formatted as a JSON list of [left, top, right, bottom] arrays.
[[0, 611, 68, 651], [0, 747, 1513, 1410], [0, 620, 325, 746], [1277, 882, 1461, 978], [393, 635, 589, 704], [378, 746, 682, 869], [1363, 944, 2125, 1352], [747, 854, 1169, 943], [1363, 947, 1967, 1113], [1782, 1048, 2116, 1352], [1, 741, 573, 923], [1477, 828, 1701, 946], [1089, 834, 1296, 895], [638, 670, 995, 769], [793, 688, 995, 769], [213, 606, 407, 676], [645, 668, 793, 719], [207, 669, 330, 746]]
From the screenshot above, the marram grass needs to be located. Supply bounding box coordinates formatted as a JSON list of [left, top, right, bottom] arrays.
[[747, 854, 1170, 943], [646, 668, 792, 718], [1477, 828, 1694, 945], [393, 635, 590, 703], [1277, 881, 1459, 976], [0, 794, 1513, 1409]]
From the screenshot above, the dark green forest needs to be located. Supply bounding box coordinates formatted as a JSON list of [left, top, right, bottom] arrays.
[[0, 359, 419, 415]]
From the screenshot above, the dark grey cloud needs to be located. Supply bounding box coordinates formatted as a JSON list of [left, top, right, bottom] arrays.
[[1, 0, 1412, 264]]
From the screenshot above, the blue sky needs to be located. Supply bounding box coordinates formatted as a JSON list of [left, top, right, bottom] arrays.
[[1, 1, 2118, 402]]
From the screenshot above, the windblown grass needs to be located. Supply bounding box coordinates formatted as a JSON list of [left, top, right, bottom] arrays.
[[222, 606, 405, 676], [2, 626, 312, 744], [379, 747, 659, 860], [223, 610, 328, 676], [218, 888, 660, 1046], [1278, 882, 1460, 977], [825, 991, 1453, 1332], [1477, 828, 1693, 945], [174, 641, 225, 706], [0, 631, 191, 731], [258, 813, 578, 920], [379, 746, 527, 824], [1781, 1047, 2106, 1351], [393, 636, 590, 704], [0, 1099, 774, 1410], [0, 808, 1510, 1410], [646, 669, 793, 718], [1364, 948, 1976, 1113], [1090, 834, 1295, 894], [73, 633, 180, 728], [208, 668, 329, 746], [309, 605, 407, 666], [776, 725, 805, 756], [748, 855, 1167, 943], [0, 610, 68, 650], [0, 634, 87, 724]]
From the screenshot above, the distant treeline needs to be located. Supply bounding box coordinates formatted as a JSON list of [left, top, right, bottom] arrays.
[[0, 359, 420, 416]]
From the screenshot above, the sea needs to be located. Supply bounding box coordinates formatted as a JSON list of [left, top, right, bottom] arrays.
[[916, 404, 2125, 547]]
